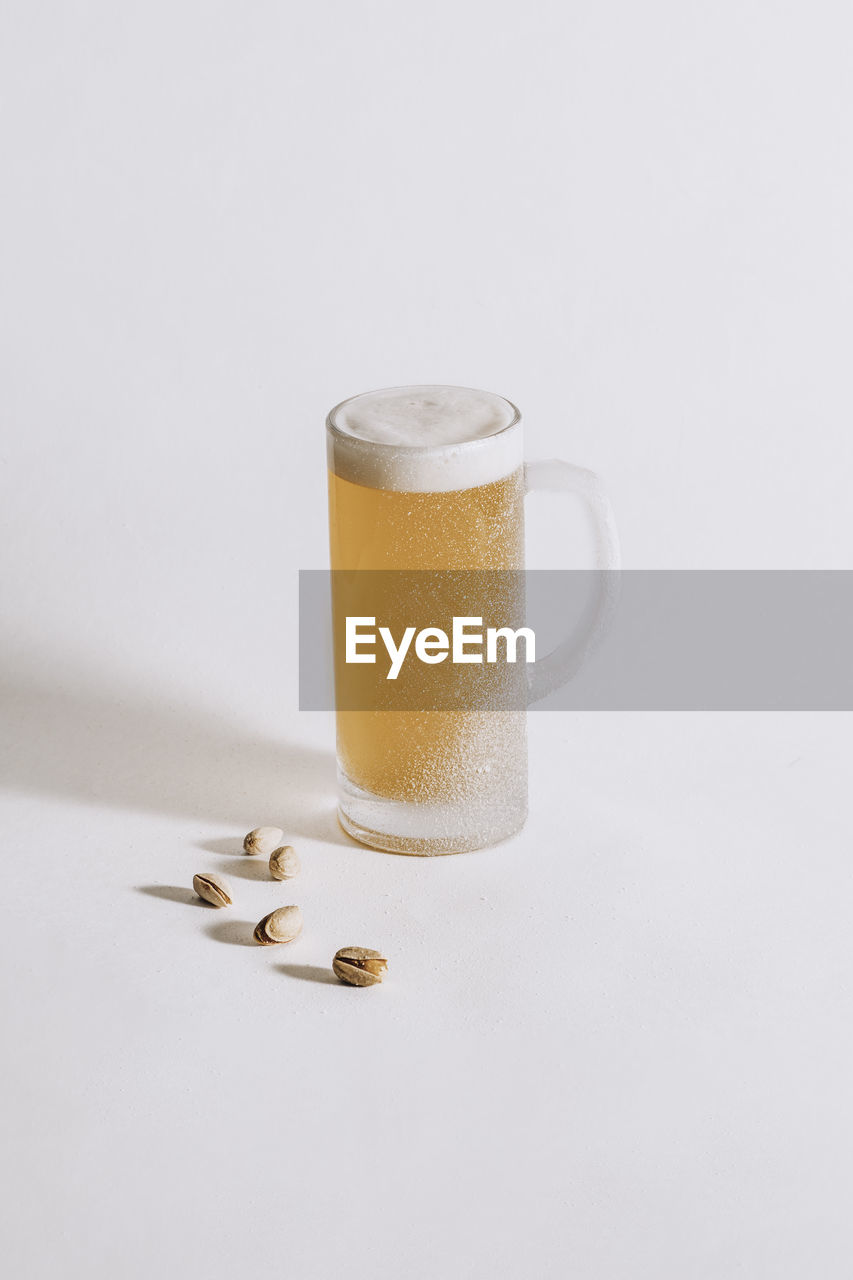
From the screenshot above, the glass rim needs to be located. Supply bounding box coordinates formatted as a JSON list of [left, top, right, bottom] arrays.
[[326, 384, 522, 455]]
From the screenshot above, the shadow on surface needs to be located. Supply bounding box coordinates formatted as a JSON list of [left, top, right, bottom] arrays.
[[214, 856, 276, 882], [197, 836, 246, 856], [279, 962, 340, 985], [0, 642, 345, 842], [205, 919, 257, 947], [136, 884, 202, 906]]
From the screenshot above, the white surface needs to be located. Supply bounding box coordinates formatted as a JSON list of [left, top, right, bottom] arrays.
[[1, 2, 852, 1277]]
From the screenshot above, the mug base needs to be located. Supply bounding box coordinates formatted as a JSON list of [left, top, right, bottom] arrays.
[[337, 769, 527, 856]]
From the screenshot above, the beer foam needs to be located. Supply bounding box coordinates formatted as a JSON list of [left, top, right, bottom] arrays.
[[327, 385, 523, 492]]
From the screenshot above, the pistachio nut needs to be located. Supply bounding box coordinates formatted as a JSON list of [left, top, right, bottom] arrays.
[[192, 873, 232, 908], [243, 826, 284, 857], [332, 946, 388, 986], [269, 845, 300, 881], [253, 905, 303, 945]]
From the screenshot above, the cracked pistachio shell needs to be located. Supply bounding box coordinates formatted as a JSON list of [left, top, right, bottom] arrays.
[[269, 845, 300, 881], [192, 873, 232, 908], [253, 905, 303, 945], [243, 826, 284, 857], [332, 946, 388, 986]]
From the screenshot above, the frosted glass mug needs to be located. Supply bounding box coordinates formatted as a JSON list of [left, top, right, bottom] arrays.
[[326, 385, 620, 854]]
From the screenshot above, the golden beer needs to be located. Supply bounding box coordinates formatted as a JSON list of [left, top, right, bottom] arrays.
[[327, 385, 528, 853]]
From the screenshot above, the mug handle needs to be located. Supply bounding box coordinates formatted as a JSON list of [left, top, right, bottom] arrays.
[[524, 459, 621, 705]]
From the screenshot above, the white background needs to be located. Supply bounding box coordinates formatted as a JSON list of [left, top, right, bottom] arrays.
[[2, 2, 852, 1276]]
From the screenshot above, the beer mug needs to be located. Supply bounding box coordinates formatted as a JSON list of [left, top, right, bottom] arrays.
[[326, 385, 620, 854]]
